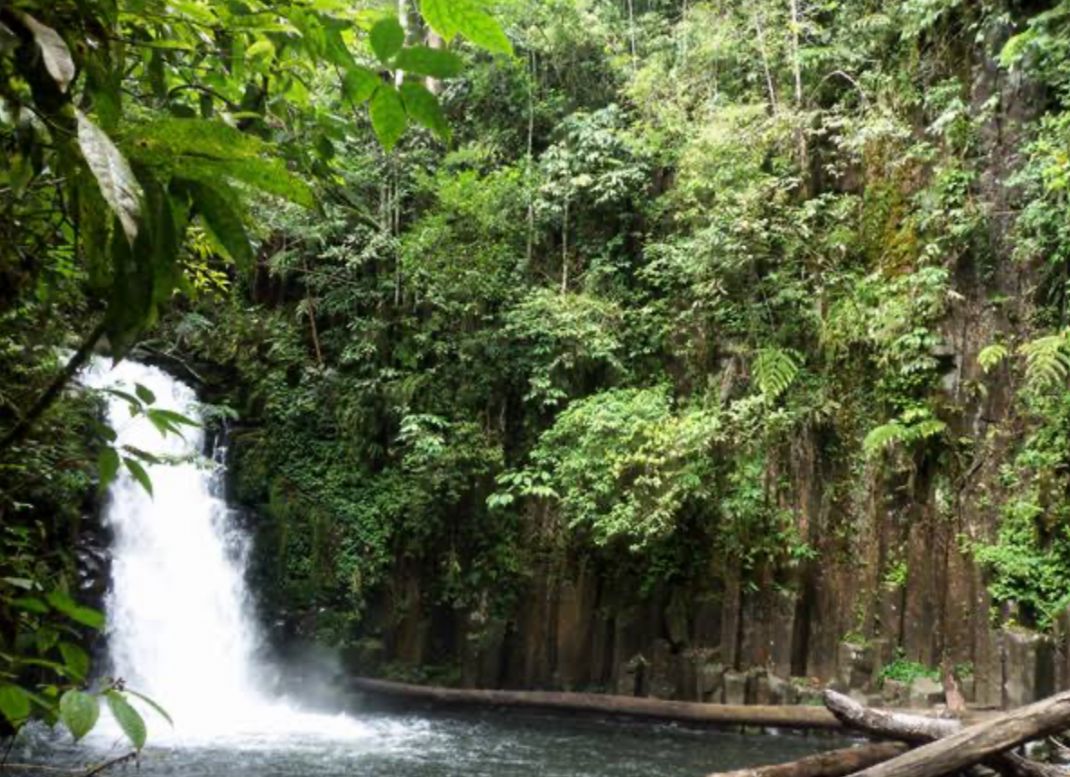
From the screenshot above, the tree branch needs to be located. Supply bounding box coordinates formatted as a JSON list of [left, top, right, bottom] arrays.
[[0, 319, 107, 451]]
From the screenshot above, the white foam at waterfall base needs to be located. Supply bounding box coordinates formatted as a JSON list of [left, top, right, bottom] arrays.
[[81, 359, 403, 749]]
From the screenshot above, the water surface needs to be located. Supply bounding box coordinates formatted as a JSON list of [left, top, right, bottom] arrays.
[[21, 709, 846, 777]]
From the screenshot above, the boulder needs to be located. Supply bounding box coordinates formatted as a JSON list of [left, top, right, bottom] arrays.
[[908, 676, 945, 708], [615, 653, 649, 696], [881, 678, 908, 706], [697, 658, 725, 702], [1003, 628, 1055, 707], [648, 639, 678, 699], [723, 670, 747, 705], [767, 674, 795, 705], [838, 640, 876, 690]]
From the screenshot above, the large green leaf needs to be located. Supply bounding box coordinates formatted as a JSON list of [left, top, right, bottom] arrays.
[[452, 3, 512, 54], [11, 596, 49, 614], [369, 84, 407, 151], [0, 684, 31, 726], [343, 65, 380, 103], [124, 119, 267, 162], [125, 119, 315, 207], [19, 13, 75, 92], [58, 642, 90, 681], [139, 173, 181, 307], [400, 82, 450, 142], [181, 179, 254, 269], [98, 447, 120, 491], [420, 0, 460, 40], [103, 215, 155, 356], [105, 691, 147, 750], [59, 689, 99, 741], [77, 110, 143, 243], [394, 46, 463, 78], [370, 17, 405, 63], [123, 457, 154, 497], [45, 591, 105, 630], [125, 689, 173, 726], [176, 157, 315, 208], [419, 0, 511, 54]]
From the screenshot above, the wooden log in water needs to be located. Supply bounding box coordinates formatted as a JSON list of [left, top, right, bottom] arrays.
[[350, 677, 843, 729], [704, 742, 910, 777], [821, 690, 960, 742], [822, 689, 1070, 777], [850, 690, 1070, 777]]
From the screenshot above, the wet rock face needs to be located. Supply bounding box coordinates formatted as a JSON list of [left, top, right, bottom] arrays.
[[358, 537, 1070, 709]]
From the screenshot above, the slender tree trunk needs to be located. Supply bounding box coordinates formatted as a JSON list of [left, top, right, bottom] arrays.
[[395, 0, 410, 86], [753, 11, 778, 114], [425, 30, 444, 94], [627, 0, 637, 72], [789, 0, 804, 107], [393, 164, 402, 306], [560, 191, 569, 294], [788, 0, 808, 175], [525, 49, 536, 270], [679, 0, 689, 68], [302, 256, 324, 367]]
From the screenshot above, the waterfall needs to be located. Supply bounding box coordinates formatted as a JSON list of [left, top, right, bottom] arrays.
[[84, 359, 368, 745]]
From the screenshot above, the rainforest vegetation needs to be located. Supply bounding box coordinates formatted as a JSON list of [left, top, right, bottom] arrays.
[[4, 0, 1070, 747]]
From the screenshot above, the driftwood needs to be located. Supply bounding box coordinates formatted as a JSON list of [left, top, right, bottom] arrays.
[[851, 689, 1070, 777], [822, 690, 960, 742], [823, 690, 1070, 777], [350, 677, 843, 729], [704, 742, 910, 777]]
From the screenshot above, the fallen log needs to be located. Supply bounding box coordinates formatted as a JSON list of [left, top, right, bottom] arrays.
[[822, 690, 959, 742], [851, 689, 1070, 777], [821, 690, 1070, 777], [350, 677, 842, 729], [704, 742, 909, 777]]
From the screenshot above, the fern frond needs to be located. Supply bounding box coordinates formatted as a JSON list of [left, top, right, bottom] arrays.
[[910, 419, 947, 441], [753, 348, 801, 399], [863, 422, 908, 456], [864, 414, 946, 458], [1021, 333, 1070, 389], [977, 343, 1009, 374]]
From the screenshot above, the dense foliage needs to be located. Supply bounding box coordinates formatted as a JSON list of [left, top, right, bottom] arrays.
[[6, 0, 1070, 741], [0, 0, 507, 748]]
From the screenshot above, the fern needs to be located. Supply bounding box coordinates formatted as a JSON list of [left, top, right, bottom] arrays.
[[1021, 332, 1070, 388], [864, 411, 947, 458], [752, 348, 801, 399], [977, 343, 1009, 374], [863, 422, 909, 456], [911, 418, 948, 441]]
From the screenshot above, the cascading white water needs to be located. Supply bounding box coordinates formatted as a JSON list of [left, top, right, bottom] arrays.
[[83, 359, 381, 746]]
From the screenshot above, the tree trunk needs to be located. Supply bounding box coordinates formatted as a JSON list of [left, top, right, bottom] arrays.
[[850, 690, 1070, 777], [752, 11, 778, 114], [822, 690, 959, 742], [705, 743, 910, 777], [823, 690, 1069, 777], [351, 677, 843, 729]]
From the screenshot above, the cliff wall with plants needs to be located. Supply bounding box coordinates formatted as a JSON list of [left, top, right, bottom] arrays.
[[27, 0, 1070, 707]]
